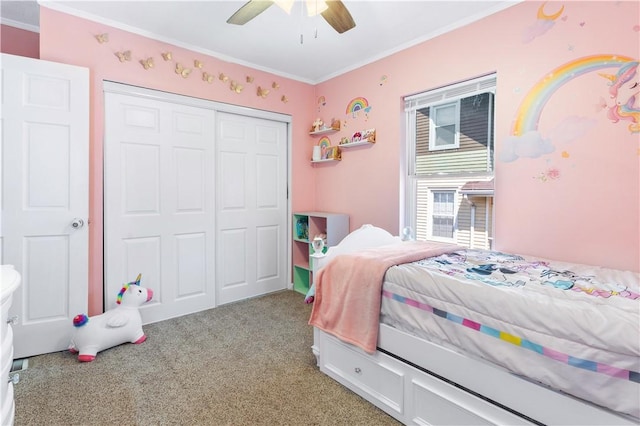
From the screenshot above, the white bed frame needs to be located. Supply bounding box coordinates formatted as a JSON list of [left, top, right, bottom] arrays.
[[310, 225, 637, 426]]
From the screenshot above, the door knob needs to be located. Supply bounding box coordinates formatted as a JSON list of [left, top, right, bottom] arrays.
[[71, 218, 84, 229]]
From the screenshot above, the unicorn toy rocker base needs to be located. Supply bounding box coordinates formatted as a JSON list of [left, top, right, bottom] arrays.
[[69, 274, 153, 362]]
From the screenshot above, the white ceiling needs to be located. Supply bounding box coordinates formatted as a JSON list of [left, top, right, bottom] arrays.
[[1, 0, 519, 83]]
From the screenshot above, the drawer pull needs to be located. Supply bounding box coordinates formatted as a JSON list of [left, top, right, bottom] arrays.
[[7, 315, 18, 325], [354, 367, 361, 374], [8, 373, 19, 385]]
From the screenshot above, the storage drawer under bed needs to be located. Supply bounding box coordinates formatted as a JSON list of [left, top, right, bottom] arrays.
[[317, 331, 532, 425], [322, 333, 405, 417]]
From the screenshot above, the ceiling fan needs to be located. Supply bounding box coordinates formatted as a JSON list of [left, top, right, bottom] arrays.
[[227, 0, 356, 34]]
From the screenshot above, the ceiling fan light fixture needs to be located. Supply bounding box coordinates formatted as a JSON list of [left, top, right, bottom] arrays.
[[274, 0, 295, 14], [306, 0, 328, 16], [227, 0, 355, 34]]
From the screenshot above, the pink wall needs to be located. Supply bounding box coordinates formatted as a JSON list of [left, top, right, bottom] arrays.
[[313, 0, 639, 272], [29, 1, 640, 313], [38, 7, 316, 314], [0, 24, 39, 58]]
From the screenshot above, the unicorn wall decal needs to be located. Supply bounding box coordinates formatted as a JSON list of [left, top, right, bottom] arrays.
[[601, 60, 640, 133]]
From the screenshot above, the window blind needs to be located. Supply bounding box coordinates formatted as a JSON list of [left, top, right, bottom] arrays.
[[404, 74, 496, 112]]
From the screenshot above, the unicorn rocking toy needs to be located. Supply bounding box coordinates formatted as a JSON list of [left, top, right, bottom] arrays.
[[69, 274, 153, 362]]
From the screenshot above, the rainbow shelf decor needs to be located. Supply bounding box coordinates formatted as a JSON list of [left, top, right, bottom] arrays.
[[318, 136, 331, 148], [346, 97, 372, 118]]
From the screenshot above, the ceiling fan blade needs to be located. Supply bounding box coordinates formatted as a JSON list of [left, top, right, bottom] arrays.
[[227, 0, 275, 25], [321, 0, 356, 34]]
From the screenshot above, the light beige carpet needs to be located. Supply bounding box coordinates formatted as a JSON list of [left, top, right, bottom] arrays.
[[13, 290, 400, 426]]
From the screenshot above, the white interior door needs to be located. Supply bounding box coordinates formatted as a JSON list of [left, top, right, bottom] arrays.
[[216, 112, 288, 304], [0, 53, 89, 358], [104, 87, 216, 324]]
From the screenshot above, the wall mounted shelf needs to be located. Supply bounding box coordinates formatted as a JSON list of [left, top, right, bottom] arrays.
[[339, 140, 375, 149], [311, 158, 340, 164], [310, 128, 339, 136]]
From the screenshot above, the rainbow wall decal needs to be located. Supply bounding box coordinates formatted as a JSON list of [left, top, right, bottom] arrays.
[[501, 54, 637, 163], [346, 97, 371, 118], [512, 54, 635, 136]]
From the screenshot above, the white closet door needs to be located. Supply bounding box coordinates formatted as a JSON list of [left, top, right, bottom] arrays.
[[104, 91, 215, 323], [216, 112, 288, 304], [1, 53, 89, 358]]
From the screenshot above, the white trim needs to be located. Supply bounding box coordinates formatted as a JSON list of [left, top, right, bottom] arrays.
[[316, 2, 521, 83], [38, 1, 521, 85], [0, 18, 39, 33], [40, 2, 314, 84]]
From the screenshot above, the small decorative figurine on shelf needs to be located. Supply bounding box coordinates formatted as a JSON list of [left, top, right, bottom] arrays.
[[312, 118, 324, 132], [312, 236, 325, 255]]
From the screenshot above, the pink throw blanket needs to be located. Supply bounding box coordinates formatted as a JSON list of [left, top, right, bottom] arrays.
[[308, 241, 461, 353]]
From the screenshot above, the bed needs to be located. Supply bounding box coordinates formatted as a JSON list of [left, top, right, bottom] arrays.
[[307, 225, 639, 425]]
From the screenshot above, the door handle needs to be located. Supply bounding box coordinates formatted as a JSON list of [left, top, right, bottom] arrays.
[[71, 218, 85, 229]]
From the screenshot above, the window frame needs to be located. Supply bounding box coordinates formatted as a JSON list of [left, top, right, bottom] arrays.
[[402, 74, 496, 244]]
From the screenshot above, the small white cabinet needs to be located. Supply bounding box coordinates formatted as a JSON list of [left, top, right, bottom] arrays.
[[1, 265, 22, 426]]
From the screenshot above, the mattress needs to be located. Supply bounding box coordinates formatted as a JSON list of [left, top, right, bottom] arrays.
[[379, 249, 640, 420]]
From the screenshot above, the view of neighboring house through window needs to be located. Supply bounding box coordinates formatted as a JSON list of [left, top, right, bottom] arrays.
[[432, 190, 455, 238], [404, 74, 496, 248]]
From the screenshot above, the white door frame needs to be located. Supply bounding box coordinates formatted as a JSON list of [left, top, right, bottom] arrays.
[[102, 81, 292, 310]]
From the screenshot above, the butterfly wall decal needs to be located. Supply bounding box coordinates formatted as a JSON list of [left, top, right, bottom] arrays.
[[95, 33, 109, 44], [272, 82, 279, 89], [194, 60, 203, 69], [257, 86, 270, 98], [140, 57, 154, 70], [281, 95, 289, 103], [230, 81, 244, 94], [175, 63, 192, 78], [246, 76, 254, 83], [161, 52, 173, 61], [218, 73, 229, 82], [115, 51, 132, 62], [202, 72, 214, 83]]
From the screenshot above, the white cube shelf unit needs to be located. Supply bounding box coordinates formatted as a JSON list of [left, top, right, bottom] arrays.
[[292, 212, 349, 295]]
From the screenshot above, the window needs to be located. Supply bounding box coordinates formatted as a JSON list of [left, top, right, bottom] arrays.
[[404, 74, 495, 247], [432, 190, 455, 239], [430, 102, 459, 151]]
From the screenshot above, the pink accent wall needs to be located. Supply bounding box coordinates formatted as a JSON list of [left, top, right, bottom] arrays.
[[1, 24, 39, 58], [313, 0, 639, 272], [34, 1, 639, 313]]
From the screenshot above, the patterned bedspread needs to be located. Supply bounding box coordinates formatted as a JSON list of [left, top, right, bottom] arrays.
[[380, 249, 640, 419], [417, 249, 640, 300]]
